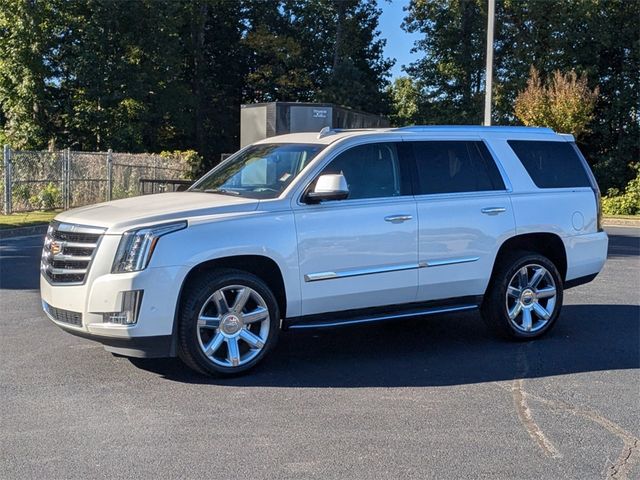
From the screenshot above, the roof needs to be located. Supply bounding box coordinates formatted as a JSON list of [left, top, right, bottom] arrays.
[[253, 125, 563, 146]]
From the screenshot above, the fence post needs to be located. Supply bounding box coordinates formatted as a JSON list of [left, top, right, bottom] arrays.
[[61, 149, 67, 210], [64, 148, 71, 210], [3, 145, 12, 215], [106, 149, 113, 201]]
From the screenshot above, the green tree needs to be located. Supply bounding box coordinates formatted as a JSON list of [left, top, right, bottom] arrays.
[[242, 0, 393, 114], [514, 67, 599, 138], [402, 0, 639, 191], [0, 0, 394, 169], [404, 0, 487, 124], [316, 0, 394, 114], [0, 0, 65, 149], [388, 76, 421, 126]]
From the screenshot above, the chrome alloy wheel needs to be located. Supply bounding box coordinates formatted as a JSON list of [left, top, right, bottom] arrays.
[[196, 285, 270, 368], [505, 264, 557, 334]]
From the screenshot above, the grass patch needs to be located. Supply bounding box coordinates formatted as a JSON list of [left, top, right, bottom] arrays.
[[0, 210, 59, 229]]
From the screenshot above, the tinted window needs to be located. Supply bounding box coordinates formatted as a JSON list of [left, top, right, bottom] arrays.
[[319, 143, 406, 200], [508, 140, 591, 188], [412, 141, 505, 194]]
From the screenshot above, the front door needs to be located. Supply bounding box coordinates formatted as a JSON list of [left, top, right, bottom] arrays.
[[293, 142, 418, 316]]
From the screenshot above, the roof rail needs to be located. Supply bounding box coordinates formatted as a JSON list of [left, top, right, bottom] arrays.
[[395, 125, 555, 134], [317, 127, 390, 139]]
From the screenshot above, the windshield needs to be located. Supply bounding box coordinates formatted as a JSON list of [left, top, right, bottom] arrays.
[[190, 143, 326, 199]]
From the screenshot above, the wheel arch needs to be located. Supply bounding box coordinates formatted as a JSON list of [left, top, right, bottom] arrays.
[[178, 255, 288, 320], [491, 232, 568, 282]]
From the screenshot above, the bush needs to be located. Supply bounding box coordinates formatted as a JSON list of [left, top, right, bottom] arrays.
[[602, 164, 640, 215], [514, 67, 598, 138], [29, 182, 61, 210], [160, 150, 203, 180]]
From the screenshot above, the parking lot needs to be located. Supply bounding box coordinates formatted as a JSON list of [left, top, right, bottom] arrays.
[[1, 226, 638, 479]]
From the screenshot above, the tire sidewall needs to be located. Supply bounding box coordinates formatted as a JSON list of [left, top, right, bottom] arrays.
[[179, 269, 280, 376], [499, 253, 563, 339]]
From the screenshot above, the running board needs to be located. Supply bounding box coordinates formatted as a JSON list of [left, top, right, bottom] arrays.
[[285, 303, 478, 330]]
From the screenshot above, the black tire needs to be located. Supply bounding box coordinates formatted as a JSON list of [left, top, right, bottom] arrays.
[[481, 250, 563, 340], [178, 268, 280, 377]]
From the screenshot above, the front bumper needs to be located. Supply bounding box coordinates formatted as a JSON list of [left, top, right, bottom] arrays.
[[40, 263, 188, 358], [41, 311, 174, 358]]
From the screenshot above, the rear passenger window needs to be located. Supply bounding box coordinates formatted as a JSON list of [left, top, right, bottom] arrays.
[[319, 143, 407, 200], [412, 141, 505, 194], [508, 140, 591, 188]]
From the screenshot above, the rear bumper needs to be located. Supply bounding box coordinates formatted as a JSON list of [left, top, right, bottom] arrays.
[[564, 231, 608, 282]]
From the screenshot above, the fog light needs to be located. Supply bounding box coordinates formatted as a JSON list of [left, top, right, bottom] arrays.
[[102, 290, 143, 325]]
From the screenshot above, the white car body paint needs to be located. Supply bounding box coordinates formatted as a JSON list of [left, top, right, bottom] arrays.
[[40, 126, 608, 356]]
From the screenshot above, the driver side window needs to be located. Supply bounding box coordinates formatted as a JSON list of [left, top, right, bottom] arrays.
[[320, 143, 403, 200]]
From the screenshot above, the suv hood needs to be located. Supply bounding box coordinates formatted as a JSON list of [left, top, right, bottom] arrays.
[[55, 192, 259, 233]]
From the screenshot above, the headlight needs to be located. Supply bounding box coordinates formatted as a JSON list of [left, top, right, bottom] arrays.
[[112, 221, 186, 273]]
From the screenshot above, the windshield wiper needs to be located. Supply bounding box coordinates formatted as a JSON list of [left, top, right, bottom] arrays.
[[203, 188, 241, 196]]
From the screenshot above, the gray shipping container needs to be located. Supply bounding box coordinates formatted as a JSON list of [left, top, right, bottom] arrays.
[[240, 102, 390, 147]]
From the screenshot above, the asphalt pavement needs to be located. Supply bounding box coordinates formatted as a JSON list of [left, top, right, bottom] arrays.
[[1, 227, 638, 479]]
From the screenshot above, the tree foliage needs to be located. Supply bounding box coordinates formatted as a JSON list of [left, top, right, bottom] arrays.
[[0, 0, 392, 169], [404, 0, 640, 191], [388, 76, 421, 126], [514, 67, 598, 138]]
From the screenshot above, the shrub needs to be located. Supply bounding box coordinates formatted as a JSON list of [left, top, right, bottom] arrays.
[[514, 67, 599, 138], [29, 182, 61, 210], [160, 150, 203, 180], [602, 164, 640, 215]]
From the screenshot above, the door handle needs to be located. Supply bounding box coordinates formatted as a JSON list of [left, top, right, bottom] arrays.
[[481, 207, 506, 215], [385, 214, 413, 223]]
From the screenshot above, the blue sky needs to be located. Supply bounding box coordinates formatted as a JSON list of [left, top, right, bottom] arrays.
[[378, 0, 421, 79]]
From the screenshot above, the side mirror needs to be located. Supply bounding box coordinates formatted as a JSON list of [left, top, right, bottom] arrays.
[[305, 173, 349, 203]]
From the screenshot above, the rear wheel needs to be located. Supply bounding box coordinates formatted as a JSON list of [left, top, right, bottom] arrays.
[[482, 251, 563, 339], [178, 269, 280, 376]]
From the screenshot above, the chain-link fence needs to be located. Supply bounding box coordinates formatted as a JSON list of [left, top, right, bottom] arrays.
[[2, 146, 191, 214]]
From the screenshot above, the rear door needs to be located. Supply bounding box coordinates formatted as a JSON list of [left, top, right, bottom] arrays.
[[408, 139, 516, 301]]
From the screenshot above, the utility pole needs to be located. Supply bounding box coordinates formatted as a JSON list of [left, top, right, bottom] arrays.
[[484, 0, 495, 126]]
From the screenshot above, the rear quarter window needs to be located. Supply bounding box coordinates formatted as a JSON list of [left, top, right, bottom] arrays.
[[508, 140, 591, 188]]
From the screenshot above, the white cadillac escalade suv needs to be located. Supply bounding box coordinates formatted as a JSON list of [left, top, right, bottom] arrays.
[[41, 126, 608, 376]]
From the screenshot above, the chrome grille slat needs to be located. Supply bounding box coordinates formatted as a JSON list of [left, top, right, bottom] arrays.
[[41, 221, 105, 285], [49, 254, 93, 262], [46, 266, 88, 275], [44, 239, 98, 249], [43, 302, 82, 326]]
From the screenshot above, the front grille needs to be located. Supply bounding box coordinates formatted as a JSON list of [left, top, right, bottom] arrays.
[[41, 221, 106, 285], [43, 302, 83, 326]]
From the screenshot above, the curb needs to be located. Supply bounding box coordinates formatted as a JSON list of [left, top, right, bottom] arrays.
[[603, 217, 640, 227], [0, 224, 48, 239]]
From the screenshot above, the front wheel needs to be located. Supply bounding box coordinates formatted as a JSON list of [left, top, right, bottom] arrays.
[[178, 269, 280, 376], [482, 251, 563, 339]]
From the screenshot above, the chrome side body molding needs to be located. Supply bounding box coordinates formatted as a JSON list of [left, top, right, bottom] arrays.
[[304, 256, 480, 282]]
